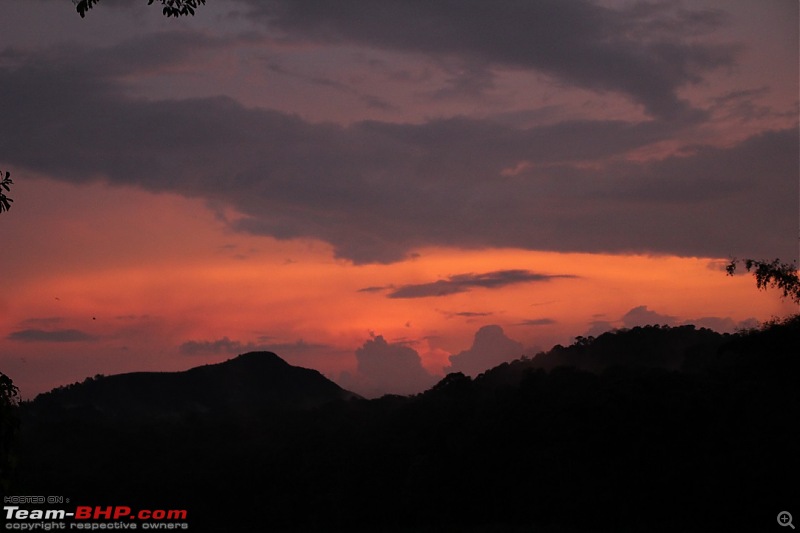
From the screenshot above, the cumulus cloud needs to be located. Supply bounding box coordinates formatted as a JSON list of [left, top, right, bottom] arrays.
[[388, 270, 574, 298], [448, 325, 524, 377], [348, 335, 437, 396], [622, 305, 677, 328]]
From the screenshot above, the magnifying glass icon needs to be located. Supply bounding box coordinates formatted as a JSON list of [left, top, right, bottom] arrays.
[[778, 511, 795, 529]]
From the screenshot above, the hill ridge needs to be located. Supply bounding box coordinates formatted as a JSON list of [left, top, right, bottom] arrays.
[[27, 351, 359, 418]]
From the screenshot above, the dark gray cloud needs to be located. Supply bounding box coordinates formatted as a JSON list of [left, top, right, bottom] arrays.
[[438, 310, 496, 322], [388, 270, 572, 299], [448, 324, 524, 376], [0, 27, 795, 265], [515, 318, 556, 327], [8, 329, 96, 342], [357, 285, 393, 294], [451, 311, 494, 318], [246, 0, 737, 118], [426, 60, 497, 100], [266, 61, 397, 111]]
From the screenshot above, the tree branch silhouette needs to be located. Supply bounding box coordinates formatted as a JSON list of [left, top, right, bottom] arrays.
[[727, 258, 800, 305], [0, 171, 12, 214], [74, 0, 206, 18]]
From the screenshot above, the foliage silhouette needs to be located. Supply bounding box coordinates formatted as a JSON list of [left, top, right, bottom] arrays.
[[727, 257, 800, 304], [16, 321, 799, 532], [74, 0, 206, 18], [0, 372, 20, 492], [0, 170, 12, 213]]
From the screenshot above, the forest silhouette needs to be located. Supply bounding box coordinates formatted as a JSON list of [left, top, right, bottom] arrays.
[[8, 314, 799, 532]]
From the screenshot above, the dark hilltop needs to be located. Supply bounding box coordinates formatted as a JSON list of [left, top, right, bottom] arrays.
[[11, 316, 800, 533]]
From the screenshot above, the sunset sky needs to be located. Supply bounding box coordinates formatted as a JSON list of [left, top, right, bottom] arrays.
[[1, 0, 797, 399]]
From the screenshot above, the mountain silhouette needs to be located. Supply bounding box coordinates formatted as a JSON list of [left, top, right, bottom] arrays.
[[12, 317, 799, 533], [472, 323, 727, 390], [26, 351, 359, 420]]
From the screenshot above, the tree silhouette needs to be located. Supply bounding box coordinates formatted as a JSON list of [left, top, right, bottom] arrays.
[[74, 0, 206, 18], [0, 170, 12, 213], [0, 372, 20, 492], [727, 258, 800, 305]]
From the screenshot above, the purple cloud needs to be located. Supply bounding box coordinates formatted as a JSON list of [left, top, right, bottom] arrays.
[[388, 270, 574, 298], [448, 325, 524, 376], [345, 335, 437, 396]]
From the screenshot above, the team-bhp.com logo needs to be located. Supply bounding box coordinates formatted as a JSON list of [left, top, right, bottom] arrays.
[[5, 505, 189, 529], [74, 507, 187, 521]]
